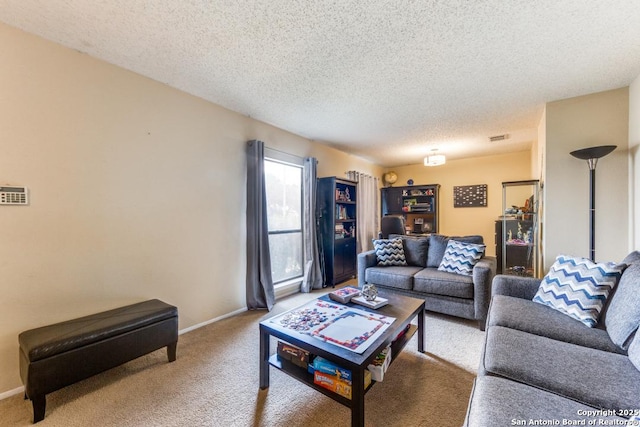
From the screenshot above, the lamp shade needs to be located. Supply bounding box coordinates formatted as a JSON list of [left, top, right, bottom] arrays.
[[424, 154, 446, 166], [570, 145, 616, 160]]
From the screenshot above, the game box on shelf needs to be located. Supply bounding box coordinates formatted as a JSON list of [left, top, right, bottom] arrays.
[[277, 341, 314, 369]]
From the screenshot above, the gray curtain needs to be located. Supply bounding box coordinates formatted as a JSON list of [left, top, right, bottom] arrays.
[[246, 140, 275, 310], [301, 157, 323, 292]]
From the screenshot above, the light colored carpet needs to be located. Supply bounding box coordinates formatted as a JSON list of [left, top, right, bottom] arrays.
[[0, 288, 484, 427]]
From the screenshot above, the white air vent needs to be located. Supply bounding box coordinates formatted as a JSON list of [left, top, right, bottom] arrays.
[[489, 134, 509, 142], [0, 186, 29, 205]]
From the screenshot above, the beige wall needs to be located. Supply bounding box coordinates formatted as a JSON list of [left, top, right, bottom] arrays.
[[0, 23, 381, 394], [544, 88, 629, 269], [630, 74, 640, 250], [537, 107, 548, 269], [385, 151, 533, 257]]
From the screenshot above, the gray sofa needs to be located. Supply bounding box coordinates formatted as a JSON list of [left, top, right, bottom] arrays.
[[464, 251, 640, 426], [357, 234, 496, 330]]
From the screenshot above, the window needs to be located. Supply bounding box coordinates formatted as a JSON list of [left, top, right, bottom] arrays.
[[264, 155, 303, 285]]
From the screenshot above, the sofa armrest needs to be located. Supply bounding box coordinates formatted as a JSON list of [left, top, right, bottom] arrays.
[[357, 250, 377, 288], [472, 256, 497, 326], [491, 274, 542, 300]]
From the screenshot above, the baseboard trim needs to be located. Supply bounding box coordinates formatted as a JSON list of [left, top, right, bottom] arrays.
[[0, 386, 24, 400], [178, 306, 248, 335]]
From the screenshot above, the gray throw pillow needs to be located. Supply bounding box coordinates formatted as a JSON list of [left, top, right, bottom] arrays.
[[427, 234, 484, 268], [401, 237, 429, 267], [629, 331, 640, 372], [605, 261, 640, 349]]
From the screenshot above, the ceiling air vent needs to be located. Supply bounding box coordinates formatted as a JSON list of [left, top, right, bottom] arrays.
[[489, 134, 509, 142]]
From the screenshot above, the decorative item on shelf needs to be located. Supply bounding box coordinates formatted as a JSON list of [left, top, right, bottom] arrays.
[[424, 149, 446, 167], [383, 171, 398, 187], [570, 145, 617, 261], [361, 284, 378, 302]]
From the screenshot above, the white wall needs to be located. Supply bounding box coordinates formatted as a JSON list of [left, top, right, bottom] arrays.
[[544, 88, 629, 268], [629, 74, 640, 250], [0, 23, 382, 394]]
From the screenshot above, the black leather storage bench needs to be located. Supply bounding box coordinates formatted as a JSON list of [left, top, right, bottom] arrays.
[[19, 299, 178, 423]]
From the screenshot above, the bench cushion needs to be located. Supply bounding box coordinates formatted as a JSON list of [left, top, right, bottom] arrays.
[[19, 299, 178, 362]]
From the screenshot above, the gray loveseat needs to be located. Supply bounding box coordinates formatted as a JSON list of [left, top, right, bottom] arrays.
[[357, 234, 496, 330], [464, 251, 640, 426]]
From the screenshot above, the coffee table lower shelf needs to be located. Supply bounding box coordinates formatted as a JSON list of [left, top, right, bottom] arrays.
[[267, 324, 418, 408]]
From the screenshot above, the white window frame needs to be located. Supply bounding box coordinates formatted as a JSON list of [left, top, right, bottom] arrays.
[[264, 148, 304, 298]]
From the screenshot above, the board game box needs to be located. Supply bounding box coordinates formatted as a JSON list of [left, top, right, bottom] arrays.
[[328, 286, 361, 303]]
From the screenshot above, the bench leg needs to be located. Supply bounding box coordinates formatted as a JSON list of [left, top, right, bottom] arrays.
[[167, 342, 177, 362], [31, 394, 46, 423]]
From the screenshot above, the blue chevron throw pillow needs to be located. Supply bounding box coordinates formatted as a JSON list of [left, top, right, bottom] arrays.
[[533, 255, 625, 327], [373, 238, 407, 266], [437, 240, 485, 276]]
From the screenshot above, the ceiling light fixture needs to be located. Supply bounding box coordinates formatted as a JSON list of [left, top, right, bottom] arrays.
[[424, 149, 446, 167]]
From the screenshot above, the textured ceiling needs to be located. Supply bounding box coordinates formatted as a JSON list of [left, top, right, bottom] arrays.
[[2, 1, 640, 167]]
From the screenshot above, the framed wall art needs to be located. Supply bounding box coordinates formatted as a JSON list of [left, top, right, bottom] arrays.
[[453, 184, 488, 208]]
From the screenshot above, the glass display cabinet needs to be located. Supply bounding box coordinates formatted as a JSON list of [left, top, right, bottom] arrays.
[[497, 180, 540, 277]]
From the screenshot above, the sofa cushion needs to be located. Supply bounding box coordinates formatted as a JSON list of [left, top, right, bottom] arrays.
[[488, 295, 623, 354], [630, 332, 640, 372], [623, 250, 640, 265], [413, 268, 474, 298], [483, 326, 640, 410], [464, 375, 627, 427], [437, 240, 485, 276], [373, 238, 407, 266], [427, 234, 483, 268], [605, 261, 640, 349], [395, 235, 429, 267], [364, 266, 422, 291], [532, 254, 624, 327]]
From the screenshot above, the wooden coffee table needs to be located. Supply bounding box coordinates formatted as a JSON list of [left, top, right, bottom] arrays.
[[259, 291, 425, 427]]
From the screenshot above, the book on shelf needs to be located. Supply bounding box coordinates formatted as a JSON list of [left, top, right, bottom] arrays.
[[328, 286, 360, 303], [351, 295, 388, 309]]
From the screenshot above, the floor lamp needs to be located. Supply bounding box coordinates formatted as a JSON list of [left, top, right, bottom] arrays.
[[569, 145, 617, 261]]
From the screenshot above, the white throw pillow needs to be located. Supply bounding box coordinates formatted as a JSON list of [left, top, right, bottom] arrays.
[[533, 255, 624, 327], [437, 239, 485, 276]]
